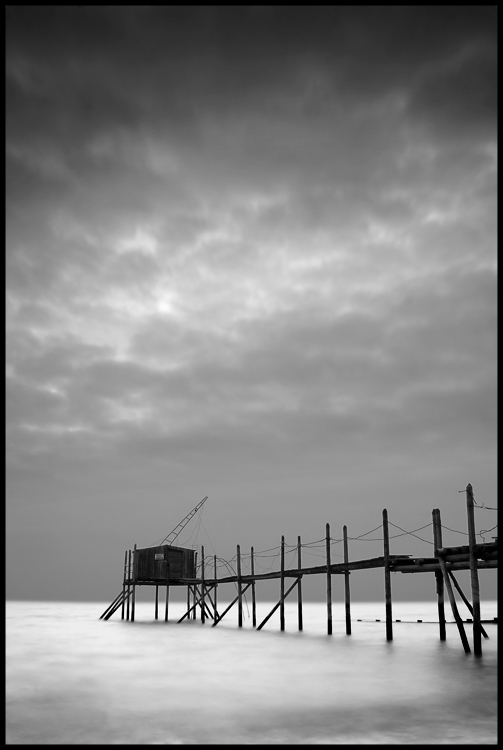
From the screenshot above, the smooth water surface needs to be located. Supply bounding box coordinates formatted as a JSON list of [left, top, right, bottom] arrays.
[[6, 599, 497, 744]]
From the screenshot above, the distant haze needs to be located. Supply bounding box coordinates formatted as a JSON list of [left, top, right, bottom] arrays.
[[6, 8, 497, 602]]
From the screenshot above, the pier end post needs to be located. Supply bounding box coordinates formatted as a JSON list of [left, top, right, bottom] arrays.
[[466, 484, 482, 656], [382, 510, 393, 641], [343, 525, 351, 635], [326, 523, 332, 635], [432, 509, 446, 640]]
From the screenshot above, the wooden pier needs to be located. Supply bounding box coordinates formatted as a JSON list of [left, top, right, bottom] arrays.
[[100, 484, 497, 656]]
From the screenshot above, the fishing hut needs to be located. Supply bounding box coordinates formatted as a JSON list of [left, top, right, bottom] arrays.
[[134, 545, 196, 581], [100, 484, 497, 657]]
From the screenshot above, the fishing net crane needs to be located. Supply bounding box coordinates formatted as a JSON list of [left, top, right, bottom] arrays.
[[157, 495, 208, 547]]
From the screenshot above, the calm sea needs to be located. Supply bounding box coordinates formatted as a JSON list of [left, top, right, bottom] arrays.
[[6, 598, 497, 745]]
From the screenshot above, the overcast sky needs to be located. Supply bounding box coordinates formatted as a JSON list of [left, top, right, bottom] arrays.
[[6, 7, 497, 604]]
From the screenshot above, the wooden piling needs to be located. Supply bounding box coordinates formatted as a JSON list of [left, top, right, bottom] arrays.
[[237, 544, 243, 627], [193, 552, 197, 620], [126, 549, 131, 621], [121, 550, 127, 620], [280, 536, 285, 631], [297, 536, 303, 632], [165, 583, 169, 622], [214, 555, 218, 623], [326, 523, 332, 635], [432, 509, 446, 640], [343, 525, 351, 635], [155, 585, 159, 620], [382, 510, 393, 641], [201, 545, 205, 624], [251, 547, 256, 628], [131, 544, 137, 622], [466, 484, 482, 656], [434, 509, 471, 654]]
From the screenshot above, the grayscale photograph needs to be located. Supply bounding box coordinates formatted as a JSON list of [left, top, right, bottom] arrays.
[[6, 6, 497, 745]]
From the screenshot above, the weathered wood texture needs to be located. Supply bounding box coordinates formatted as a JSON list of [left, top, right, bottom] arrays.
[[134, 545, 196, 582]]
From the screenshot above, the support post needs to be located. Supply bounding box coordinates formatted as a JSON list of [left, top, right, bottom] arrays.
[[382, 510, 393, 641], [186, 585, 190, 619], [432, 509, 446, 641], [193, 552, 197, 619], [131, 544, 137, 622], [165, 552, 170, 622], [155, 585, 159, 620], [343, 525, 351, 635], [433, 508, 471, 654], [201, 545, 205, 624], [237, 544, 243, 627], [121, 550, 127, 620], [297, 536, 303, 632], [251, 547, 256, 628], [326, 523, 332, 635], [280, 535, 285, 631], [466, 484, 482, 656], [126, 550, 131, 620], [214, 555, 218, 623]]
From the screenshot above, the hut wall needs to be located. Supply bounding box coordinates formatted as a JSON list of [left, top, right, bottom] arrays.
[[134, 545, 196, 581]]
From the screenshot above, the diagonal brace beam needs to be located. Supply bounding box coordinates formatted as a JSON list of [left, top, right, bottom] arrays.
[[257, 578, 300, 631], [212, 583, 253, 626], [448, 570, 489, 639], [178, 585, 215, 623]]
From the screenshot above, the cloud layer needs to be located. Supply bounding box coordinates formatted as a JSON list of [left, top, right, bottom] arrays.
[[6, 7, 497, 601]]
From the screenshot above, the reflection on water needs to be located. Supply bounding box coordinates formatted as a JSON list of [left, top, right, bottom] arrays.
[[6, 600, 497, 744]]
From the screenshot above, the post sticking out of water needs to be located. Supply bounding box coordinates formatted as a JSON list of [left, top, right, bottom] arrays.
[[155, 585, 159, 620], [214, 555, 218, 623], [382, 510, 393, 641], [466, 484, 482, 656], [251, 547, 256, 628], [432, 509, 446, 640], [121, 550, 127, 620], [297, 536, 303, 632], [326, 523, 332, 635], [201, 545, 205, 624], [343, 525, 351, 635], [126, 550, 131, 621], [193, 552, 197, 620], [237, 545, 243, 627], [165, 582, 169, 622], [280, 536, 286, 631], [131, 544, 137, 622]]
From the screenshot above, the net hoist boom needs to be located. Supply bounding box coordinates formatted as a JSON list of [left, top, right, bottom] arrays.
[[158, 495, 208, 546]]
